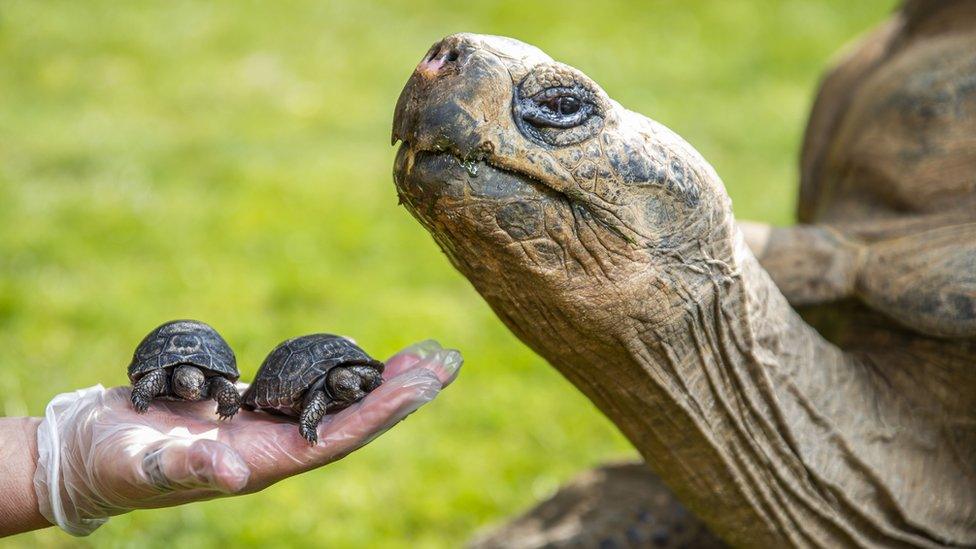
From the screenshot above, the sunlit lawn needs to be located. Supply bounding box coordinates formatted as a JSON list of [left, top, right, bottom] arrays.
[[1, 0, 896, 546]]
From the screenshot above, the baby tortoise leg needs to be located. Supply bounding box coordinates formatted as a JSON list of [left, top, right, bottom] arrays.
[[299, 389, 329, 445], [131, 369, 168, 413], [208, 376, 242, 420], [326, 365, 383, 402], [348, 364, 383, 392]]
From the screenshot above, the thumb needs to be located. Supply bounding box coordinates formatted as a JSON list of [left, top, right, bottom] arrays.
[[141, 439, 250, 494]]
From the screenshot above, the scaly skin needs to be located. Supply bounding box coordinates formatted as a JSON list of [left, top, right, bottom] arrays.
[[746, 0, 976, 343], [299, 390, 329, 445], [391, 27, 975, 548], [131, 369, 167, 413], [469, 461, 725, 549], [209, 375, 242, 420]]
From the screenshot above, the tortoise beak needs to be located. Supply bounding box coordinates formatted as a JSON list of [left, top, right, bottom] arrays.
[[392, 35, 488, 155], [393, 34, 551, 158], [392, 36, 463, 146]]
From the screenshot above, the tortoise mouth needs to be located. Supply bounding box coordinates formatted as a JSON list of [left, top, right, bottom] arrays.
[[393, 143, 635, 247], [394, 143, 564, 211]]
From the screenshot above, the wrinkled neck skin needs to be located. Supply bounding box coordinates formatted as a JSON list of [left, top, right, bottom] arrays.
[[411, 129, 968, 547]]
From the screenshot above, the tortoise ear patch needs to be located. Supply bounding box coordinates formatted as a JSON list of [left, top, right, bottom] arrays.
[[605, 137, 665, 186], [603, 135, 701, 209]]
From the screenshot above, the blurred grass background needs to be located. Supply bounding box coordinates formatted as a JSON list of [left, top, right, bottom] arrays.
[[1, 0, 897, 546]]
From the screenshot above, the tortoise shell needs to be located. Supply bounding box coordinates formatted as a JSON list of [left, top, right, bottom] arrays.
[[127, 319, 239, 382], [798, 24, 976, 224], [243, 334, 384, 415]]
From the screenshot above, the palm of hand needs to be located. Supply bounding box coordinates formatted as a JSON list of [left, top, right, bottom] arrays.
[[60, 342, 460, 514]]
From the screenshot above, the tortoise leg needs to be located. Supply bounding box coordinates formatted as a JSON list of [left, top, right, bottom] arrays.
[[743, 220, 976, 339], [131, 369, 167, 413], [299, 389, 329, 445], [740, 221, 859, 306], [209, 376, 242, 420], [469, 461, 725, 549]]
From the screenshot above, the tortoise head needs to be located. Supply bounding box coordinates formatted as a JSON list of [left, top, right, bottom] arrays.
[[392, 34, 738, 333], [172, 364, 207, 401], [326, 364, 383, 404]]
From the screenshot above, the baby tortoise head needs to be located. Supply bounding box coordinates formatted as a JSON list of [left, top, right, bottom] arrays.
[[327, 364, 383, 403], [393, 34, 737, 324], [171, 364, 208, 400]]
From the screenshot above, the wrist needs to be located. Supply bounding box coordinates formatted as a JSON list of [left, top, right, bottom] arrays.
[[0, 417, 51, 536]]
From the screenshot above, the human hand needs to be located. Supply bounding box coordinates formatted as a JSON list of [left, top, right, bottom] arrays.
[[33, 340, 461, 535]]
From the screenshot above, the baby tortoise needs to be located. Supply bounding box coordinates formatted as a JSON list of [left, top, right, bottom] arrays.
[[242, 334, 384, 444], [128, 319, 242, 419]]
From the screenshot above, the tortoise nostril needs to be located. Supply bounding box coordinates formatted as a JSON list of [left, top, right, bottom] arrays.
[[416, 43, 462, 76]]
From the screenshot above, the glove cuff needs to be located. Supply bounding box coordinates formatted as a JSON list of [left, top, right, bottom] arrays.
[[33, 385, 110, 536]]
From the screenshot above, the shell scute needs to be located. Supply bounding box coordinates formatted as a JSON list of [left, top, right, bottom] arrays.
[[127, 320, 239, 382]]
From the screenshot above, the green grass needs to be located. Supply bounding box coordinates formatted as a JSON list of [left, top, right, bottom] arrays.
[[1, 0, 896, 546]]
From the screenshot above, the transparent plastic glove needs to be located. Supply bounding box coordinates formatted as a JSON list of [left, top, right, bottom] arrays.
[[33, 340, 461, 536]]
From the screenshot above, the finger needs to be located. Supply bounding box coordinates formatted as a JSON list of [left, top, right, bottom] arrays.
[[235, 348, 460, 488], [383, 339, 446, 379], [410, 348, 462, 388], [384, 341, 463, 387], [142, 439, 250, 494]]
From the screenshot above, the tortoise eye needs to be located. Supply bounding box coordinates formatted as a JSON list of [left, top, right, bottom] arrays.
[[513, 77, 604, 146], [554, 96, 580, 116], [519, 86, 592, 129]]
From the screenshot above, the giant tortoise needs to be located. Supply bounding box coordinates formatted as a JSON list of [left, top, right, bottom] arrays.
[[391, 1, 976, 546]]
